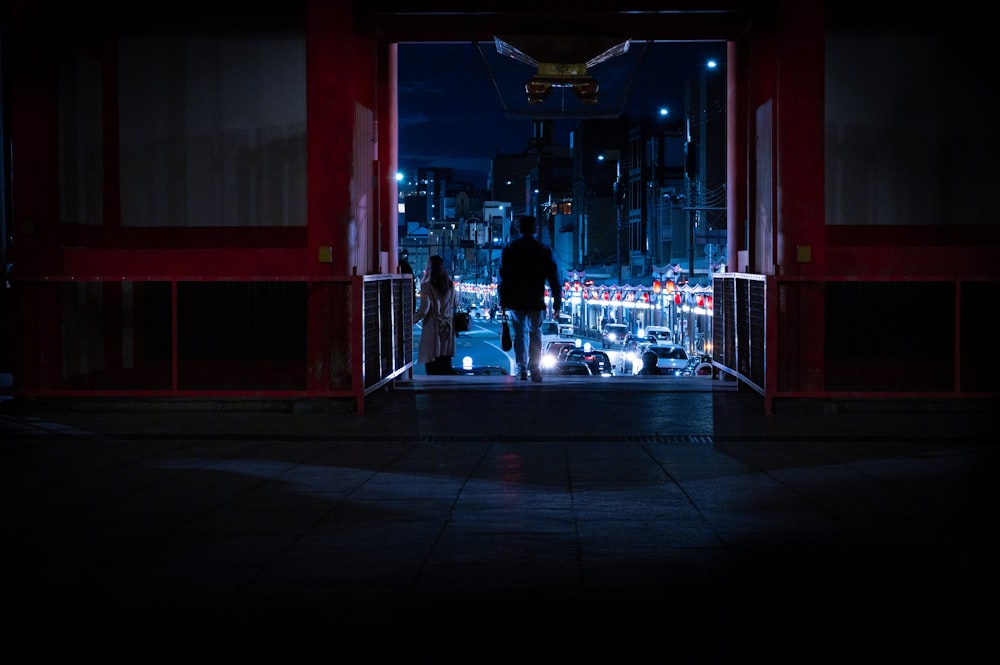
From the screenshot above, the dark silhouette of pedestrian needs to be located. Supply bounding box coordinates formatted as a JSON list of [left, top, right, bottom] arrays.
[[497, 215, 562, 382]]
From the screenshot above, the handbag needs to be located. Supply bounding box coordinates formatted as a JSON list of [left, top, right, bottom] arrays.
[[500, 311, 512, 351], [454, 310, 470, 333]]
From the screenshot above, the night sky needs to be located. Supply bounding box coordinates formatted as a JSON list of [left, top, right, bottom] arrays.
[[397, 40, 724, 189]]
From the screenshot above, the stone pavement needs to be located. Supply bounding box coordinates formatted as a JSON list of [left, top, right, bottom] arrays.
[[1, 375, 995, 661]]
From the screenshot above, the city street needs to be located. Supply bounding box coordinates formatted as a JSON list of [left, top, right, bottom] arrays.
[[414, 316, 679, 377]]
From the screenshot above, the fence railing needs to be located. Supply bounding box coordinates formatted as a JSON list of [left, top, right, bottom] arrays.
[[713, 273, 998, 414], [4, 273, 414, 415]]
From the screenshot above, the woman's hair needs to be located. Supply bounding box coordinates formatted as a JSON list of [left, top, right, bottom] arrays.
[[426, 255, 452, 296]]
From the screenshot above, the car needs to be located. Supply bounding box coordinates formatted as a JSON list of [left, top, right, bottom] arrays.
[[674, 355, 714, 377], [555, 313, 574, 336], [619, 337, 643, 375], [601, 323, 629, 348], [639, 343, 689, 374], [542, 317, 574, 337], [540, 320, 561, 337], [541, 339, 581, 370], [563, 348, 614, 376], [541, 320, 578, 350], [556, 340, 596, 362], [453, 309, 471, 334], [468, 305, 493, 320], [640, 325, 673, 344], [545, 338, 579, 353], [545, 361, 594, 376]]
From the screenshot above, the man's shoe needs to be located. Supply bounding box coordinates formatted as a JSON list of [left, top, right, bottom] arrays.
[[531, 371, 542, 383], [518, 370, 528, 381]]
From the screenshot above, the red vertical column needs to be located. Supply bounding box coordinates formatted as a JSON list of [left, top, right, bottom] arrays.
[[304, 1, 357, 392], [7, 1, 64, 391], [380, 43, 400, 274], [776, 1, 826, 393]]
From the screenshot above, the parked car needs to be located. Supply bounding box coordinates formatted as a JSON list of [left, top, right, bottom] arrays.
[[601, 323, 629, 348], [639, 343, 689, 374], [563, 348, 614, 376]]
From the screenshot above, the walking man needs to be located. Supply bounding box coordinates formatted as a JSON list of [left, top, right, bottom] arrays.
[[498, 215, 562, 382]]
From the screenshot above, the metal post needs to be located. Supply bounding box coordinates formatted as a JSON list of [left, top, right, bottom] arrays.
[[615, 159, 622, 284]]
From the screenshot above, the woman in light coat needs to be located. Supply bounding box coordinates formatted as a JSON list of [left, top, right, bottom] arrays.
[[414, 255, 458, 375]]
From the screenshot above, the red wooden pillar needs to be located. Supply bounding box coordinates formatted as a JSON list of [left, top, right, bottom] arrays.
[[304, 1, 356, 391], [774, 1, 826, 393], [7, 0, 64, 391], [725, 39, 745, 275], [379, 43, 400, 274]]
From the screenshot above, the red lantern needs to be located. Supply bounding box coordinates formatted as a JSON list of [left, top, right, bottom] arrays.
[[674, 293, 682, 305], [652, 280, 661, 294]]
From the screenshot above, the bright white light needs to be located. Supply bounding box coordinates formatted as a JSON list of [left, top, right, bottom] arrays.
[[395, 172, 403, 181], [658, 107, 669, 117], [707, 59, 718, 69], [462, 356, 473, 370]]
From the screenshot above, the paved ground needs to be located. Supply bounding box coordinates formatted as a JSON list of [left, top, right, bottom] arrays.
[[1, 375, 995, 661]]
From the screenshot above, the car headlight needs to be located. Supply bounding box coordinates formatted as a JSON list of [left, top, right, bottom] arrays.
[[541, 354, 556, 369]]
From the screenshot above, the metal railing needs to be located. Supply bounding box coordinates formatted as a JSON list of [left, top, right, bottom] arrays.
[[713, 273, 998, 414], [4, 273, 414, 415]]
